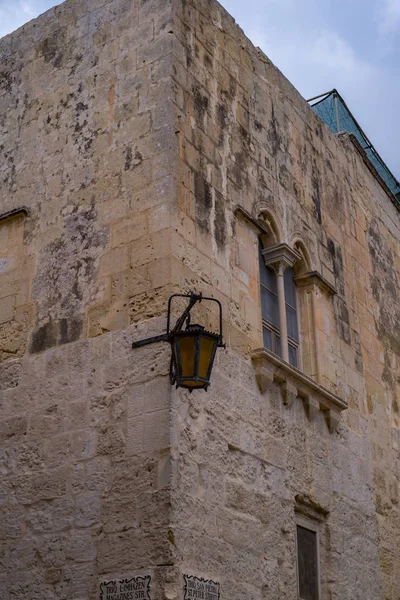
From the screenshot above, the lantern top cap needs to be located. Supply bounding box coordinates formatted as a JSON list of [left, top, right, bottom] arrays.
[[174, 326, 220, 339]]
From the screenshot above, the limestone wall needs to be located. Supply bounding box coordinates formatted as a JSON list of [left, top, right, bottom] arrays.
[[169, 0, 400, 598], [0, 0, 180, 598]]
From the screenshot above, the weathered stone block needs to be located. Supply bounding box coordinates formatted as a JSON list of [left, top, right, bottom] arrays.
[[0, 359, 21, 390], [0, 294, 15, 324], [143, 409, 170, 452], [75, 493, 101, 527], [127, 414, 144, 456]]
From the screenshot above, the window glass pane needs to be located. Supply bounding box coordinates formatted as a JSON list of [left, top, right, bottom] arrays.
[[259, 244, 277, 293], [263, 327, 272, 350], [275, 335, 281, 357], [261, 287, 279, 328], [284, 267, 297, 308], [297, 526, 319, 600], [288, 344, 298, 368], [286, 306, 299, 341]]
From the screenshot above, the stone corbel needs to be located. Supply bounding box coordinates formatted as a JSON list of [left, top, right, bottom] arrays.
[[303, 396, 320, 421], [325, 408, 341, 433], [251, 348, 347, 433], [280, 380, 298, 407], [252, 353, 274, 394]]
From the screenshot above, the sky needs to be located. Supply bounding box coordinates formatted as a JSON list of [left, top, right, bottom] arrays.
[[0, 0, 399, 178]]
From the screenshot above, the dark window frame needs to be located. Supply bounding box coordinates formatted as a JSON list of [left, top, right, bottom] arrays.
[[295, 517, 321, 600]]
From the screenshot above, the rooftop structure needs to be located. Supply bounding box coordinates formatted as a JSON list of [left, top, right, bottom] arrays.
[[309, 89, 400, 207]]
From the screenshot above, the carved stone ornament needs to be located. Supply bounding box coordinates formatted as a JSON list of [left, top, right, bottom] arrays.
[[251, 348, 347, 432]]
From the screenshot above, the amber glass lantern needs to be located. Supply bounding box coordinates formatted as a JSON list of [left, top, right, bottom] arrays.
[[132, 293, 224, 392], [171, 325, 220, 391]]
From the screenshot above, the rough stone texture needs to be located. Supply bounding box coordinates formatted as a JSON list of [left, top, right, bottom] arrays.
[[167, 1, 400, 599], [0, 1, 177, 598], [0, 0, 399, 599]]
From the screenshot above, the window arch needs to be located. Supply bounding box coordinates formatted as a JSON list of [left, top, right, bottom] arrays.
[[258, 210, 281, 248], [293, 239, 311, 277]]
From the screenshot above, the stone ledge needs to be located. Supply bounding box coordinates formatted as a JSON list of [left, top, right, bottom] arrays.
[[251, 348, 347, 432]]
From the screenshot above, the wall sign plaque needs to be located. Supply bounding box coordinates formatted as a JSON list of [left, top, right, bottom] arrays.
[[100, 575, 151, 600], [183, 575, 220, 600]]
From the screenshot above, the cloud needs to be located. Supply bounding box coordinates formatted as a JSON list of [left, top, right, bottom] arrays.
[[310, 30, 373, 77], [247, 27, 374, 96], [378, 0, 400, 32], [21, 2, 37, 18]]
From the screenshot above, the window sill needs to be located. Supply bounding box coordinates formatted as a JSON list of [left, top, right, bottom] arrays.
[[251, 348, 347, 432]]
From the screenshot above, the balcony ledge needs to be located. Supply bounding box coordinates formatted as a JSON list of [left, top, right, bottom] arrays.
[[251, 348, 347, 432]]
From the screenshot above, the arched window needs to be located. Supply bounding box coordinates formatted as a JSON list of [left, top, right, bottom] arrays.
[[259, 240, 301, 368]]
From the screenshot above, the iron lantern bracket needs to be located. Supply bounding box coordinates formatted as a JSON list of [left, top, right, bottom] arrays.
[[131, 292, 225, 349]]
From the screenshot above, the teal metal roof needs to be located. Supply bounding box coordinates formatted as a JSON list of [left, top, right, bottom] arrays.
[[308, 89, 400, 209]]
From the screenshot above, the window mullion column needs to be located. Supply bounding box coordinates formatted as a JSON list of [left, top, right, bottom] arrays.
[[276, 261, 289, 363]]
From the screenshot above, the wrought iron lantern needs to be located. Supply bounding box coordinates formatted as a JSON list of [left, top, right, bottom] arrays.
[[132, 293, 225, 392]]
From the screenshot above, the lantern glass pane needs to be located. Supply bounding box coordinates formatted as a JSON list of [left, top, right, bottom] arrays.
[[178, 335, 196, 378], [199, 336, 217, 379]]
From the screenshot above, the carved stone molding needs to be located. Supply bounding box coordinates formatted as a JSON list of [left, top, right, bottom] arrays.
[[294, 271, 337, 296], [262, 243, 302, 269], [251, 348, 347, 432], [295, 494, 329, 522]]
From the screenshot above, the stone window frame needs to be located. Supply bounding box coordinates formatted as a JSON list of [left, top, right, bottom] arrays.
[[234, 206, 347, 432], [257, 209, 323, 374]]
